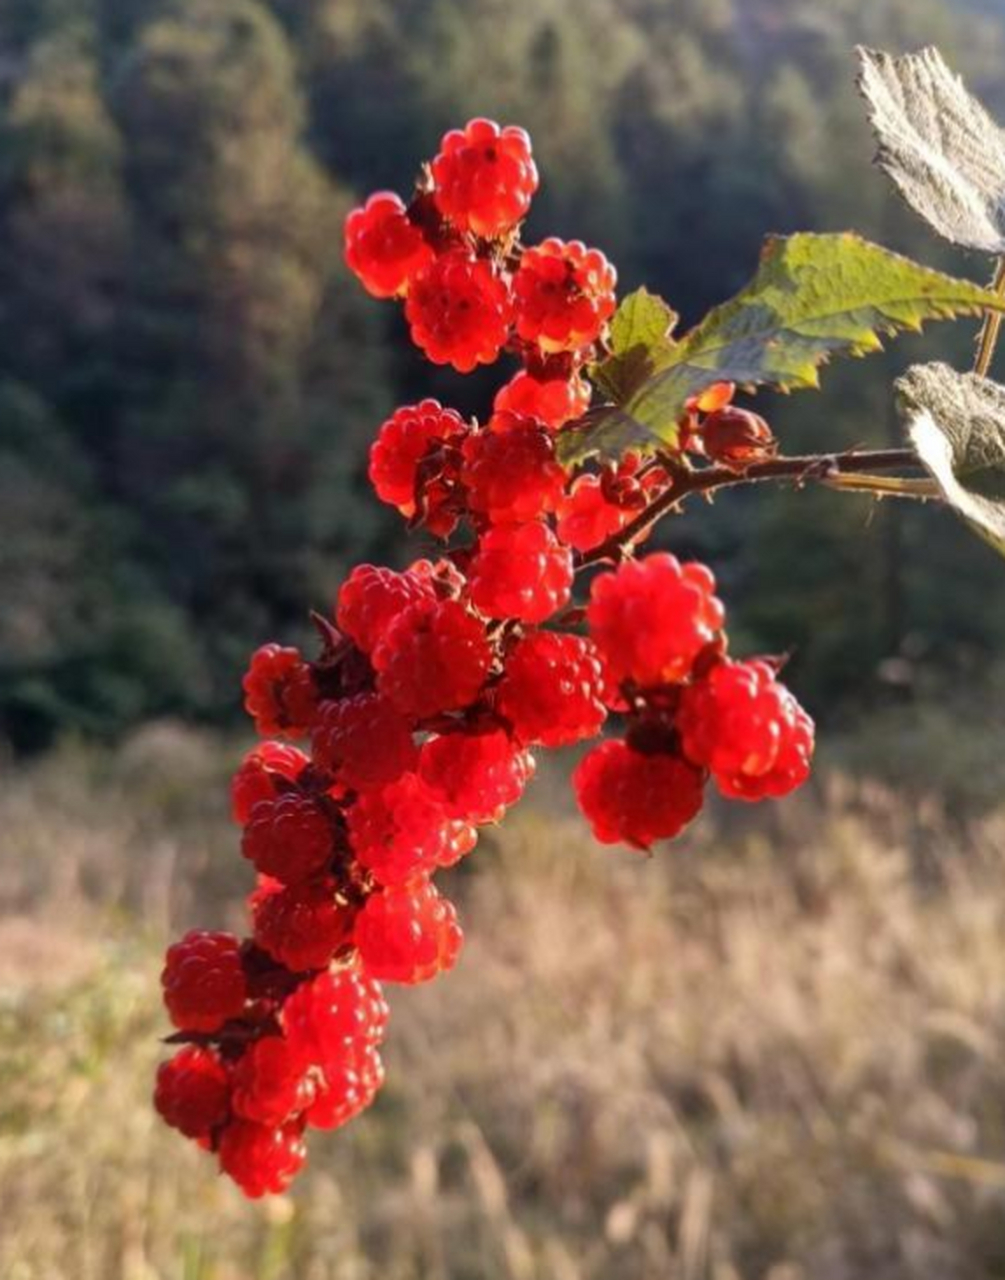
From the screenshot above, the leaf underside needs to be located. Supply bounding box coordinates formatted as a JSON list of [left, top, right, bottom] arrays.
[[857, 45, 1005, 254], [898, 361, 1005, 559], [561, 232, 1005, 465]]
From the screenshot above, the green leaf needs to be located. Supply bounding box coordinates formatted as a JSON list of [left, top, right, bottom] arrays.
[[898, 361, 1005, 559], [589, 287, 678, 403], [857, 46, 1005, 254], [558, 233, 1005, 465]]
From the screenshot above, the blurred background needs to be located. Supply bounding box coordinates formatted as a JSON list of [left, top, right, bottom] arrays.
[[4, 0, 1005, 1277]]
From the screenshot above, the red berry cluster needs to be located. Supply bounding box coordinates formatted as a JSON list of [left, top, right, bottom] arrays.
[[155, 121, 812, 1197]]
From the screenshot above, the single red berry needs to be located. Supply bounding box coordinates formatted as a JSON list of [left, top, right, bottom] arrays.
[[336, 561, 438, 655], [573, 739, 705, 849], [343, 191, 433, 298], [493, 369, 591, 430], [367, 400, 468, 519], [347, 772, 476, 886], [419, 727, 534, 824], [154, 1045, 231, 1139], [372, 597, 492, 718], [354, 879, 463, 985], [430, 118, 538, 238], [251, 875, 356, 972], [469, 520, 573, 623], [699, 407, 777, 471], [557, 474, 633, 552], [677, 659, 814, 801], [312, 693, 419, 790], [496, 631, 607, 747], [218, 1118, 307, 1198], [461, 419, 567, 524], [241, 792, 335, 885], [282, 967, 389, 1070], [242, 644, 318, 739], [308, 1042, 385, 1131], [513, 238, 617, 353], [231, 1036, 317, 1127], [587, 553, 725, 689], [405, 250, 513, 372], [161, 930, 248, 1033], [231, 741, 309, 825]]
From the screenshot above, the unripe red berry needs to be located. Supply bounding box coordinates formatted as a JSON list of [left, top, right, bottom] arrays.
[[161, 930, 248, 1032], [344, 191, 433, 298], [154, 1045, 231, 1139], [677, 659, 814, 801], [231, 741, 309, 825], [513, 238, 617, 353], [335, 561, 438, 656], [367, 400, 468, 520], [242, 644, 318, 739], [348, 772, 476, 885], [469, 520, 573, 623], [405, 251, 513, 372], [419, 727, 534, 824], [251, 875, 356, 971], [241, 792, 335, 886], [573, 739, 705, 849], [282, 967, 388, 1069], [493, 369, 591, 430], [461, 419, 567, 524], [231, 1035, 316, 1127], [372, 597, 492, 718], [587, 553, 725, 689], [354, 879, 463, 985], [312, 693, 419, 790], [218, 1119, 307, 1198], [496, 631, 607, 747], [430, 118, 538, 238]]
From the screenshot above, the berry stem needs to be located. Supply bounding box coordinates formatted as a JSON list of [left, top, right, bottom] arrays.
[[974, 256, 1005, 378], [575, 447, 926, 569]]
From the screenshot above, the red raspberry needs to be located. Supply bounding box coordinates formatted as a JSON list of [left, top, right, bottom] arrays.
[[241, 792, 335, 885], [231, 741, 309, 825], [367, 400, 468, 520], [218, 1119, 306, 1198], [251, 876, 356, 971], [587, 553, 725, 689], [496, 631, 607, 747], [513, 239, 617, 353], [372, 598, 491, 718], [405, 250, 513, 372], [312, 693, 419, 790], [343, 191, 433, 298], [573, 739, 705, 849], [308, 1042, 385, 1130], [282, 967, 389, 1069], [461, 419, 567, 524], [419, 727, 534, 824], [430, 118, 538, 238], [354, 879, 463, 985], [335, 561, 438, 655], [469, 520, 573, 623], [699, 407, 776, 471], [242, 644, 318, 739], [677, 660, 814, 801], [161, 930, 248, 1033], [347, 773, 476, 886], [154, 1046, 231, 1139], [558, 474, 638, 552], [493, 369, 591, 430], [231, 1036, 316, 1127]]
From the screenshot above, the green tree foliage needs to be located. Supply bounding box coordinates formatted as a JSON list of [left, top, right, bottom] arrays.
[[0, 0, 1002, 748]]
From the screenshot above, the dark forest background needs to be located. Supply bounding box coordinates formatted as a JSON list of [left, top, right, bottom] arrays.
[[2, 0, 1004, 752]]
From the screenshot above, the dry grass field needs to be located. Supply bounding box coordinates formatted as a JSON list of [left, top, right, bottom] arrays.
[[3, 716, 1005, 1280]]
